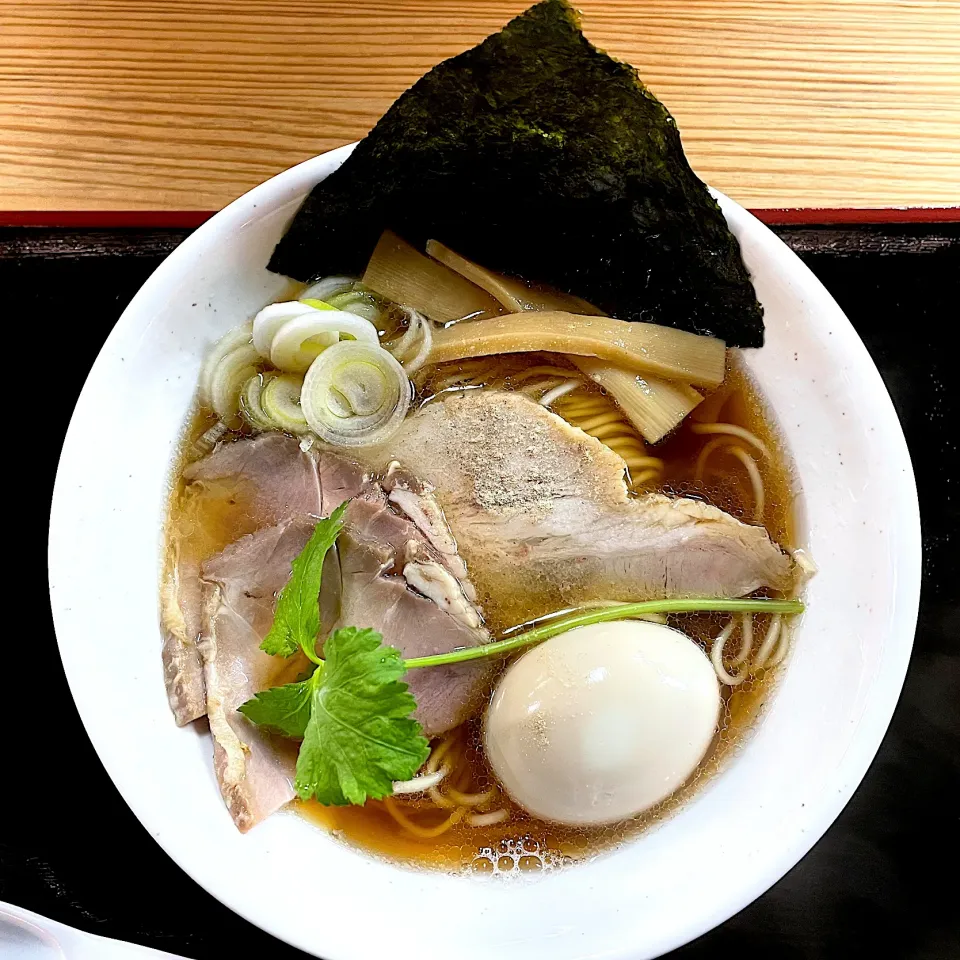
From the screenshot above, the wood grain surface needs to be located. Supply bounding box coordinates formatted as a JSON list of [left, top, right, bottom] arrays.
[[1, 0, 959, 215]]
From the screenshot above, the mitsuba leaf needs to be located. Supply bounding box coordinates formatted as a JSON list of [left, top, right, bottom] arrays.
[[268, 0, 764, 347], [237, 677, 315, 738], [260, 504, 346, 658], [294, 627, 430, 805]]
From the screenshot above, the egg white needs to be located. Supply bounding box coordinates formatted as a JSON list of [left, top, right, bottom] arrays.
[[484, 620, 721, 825]]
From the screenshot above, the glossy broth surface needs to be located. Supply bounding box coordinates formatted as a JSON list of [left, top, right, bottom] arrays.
[[166, 348, 798, 873], [299, 355, 798, 871]]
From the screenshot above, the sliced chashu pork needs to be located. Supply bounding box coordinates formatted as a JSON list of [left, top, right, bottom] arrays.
[[333, 488, 492, 736], [368, 390, 795, 619], [198, 519, 314, 831], [161, 434, 365, 724], [196, 474, 488, 830], [160, 539, 208, 725]]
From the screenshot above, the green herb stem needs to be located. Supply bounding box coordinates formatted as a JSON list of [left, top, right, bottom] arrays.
[[403, 597, 804, 670]]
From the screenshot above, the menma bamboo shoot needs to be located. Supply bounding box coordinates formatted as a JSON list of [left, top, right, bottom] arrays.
[[427, 312, 726, 388]]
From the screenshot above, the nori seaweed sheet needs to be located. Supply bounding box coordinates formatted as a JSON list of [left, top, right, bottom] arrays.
[[268, 0, 764, 347]]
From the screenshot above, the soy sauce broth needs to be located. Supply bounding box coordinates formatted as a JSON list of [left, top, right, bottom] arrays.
[[299, 352, 800, 872]]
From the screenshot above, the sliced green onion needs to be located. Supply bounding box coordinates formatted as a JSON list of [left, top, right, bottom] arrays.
[[325, 289, 380, 323], [325, 291, 359, 308], [239, 372, 279, 431], [261, 373, 309, 434], [199, 323, 254, 407], [299, 298, 337, 311], [299, 278, 382, 324], [340, 301, 380, 324], [269, 311, 378, 373], [301, 341, 411, 447], [252, 301, 318, 358], [301, 276, 358, 302], [386, 307, 433, 374], [209, 343, 260, 422], [270, 317, 339, 372]]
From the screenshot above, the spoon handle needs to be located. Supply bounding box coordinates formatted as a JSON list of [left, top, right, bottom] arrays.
[[0, 902, 187, 959]]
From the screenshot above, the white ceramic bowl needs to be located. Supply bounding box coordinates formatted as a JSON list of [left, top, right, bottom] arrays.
[[49, 145, 921, 960]]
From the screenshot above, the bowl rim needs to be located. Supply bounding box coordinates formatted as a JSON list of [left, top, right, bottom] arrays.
[[48, 143, 922, 959]]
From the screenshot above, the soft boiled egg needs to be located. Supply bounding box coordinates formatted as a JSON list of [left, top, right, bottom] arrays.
[[484, 620, 721, 825]]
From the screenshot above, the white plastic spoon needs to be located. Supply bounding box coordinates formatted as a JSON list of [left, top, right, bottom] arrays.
[[0, 901, 186, 959]]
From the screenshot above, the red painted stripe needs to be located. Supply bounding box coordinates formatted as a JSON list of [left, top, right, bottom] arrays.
[[0, 210, 214, 228], [0, 207, 957, 229], [750, 207, 960, 225]]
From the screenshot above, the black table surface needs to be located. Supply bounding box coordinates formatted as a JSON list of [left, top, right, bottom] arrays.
[[2, 224, 958, 960]]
